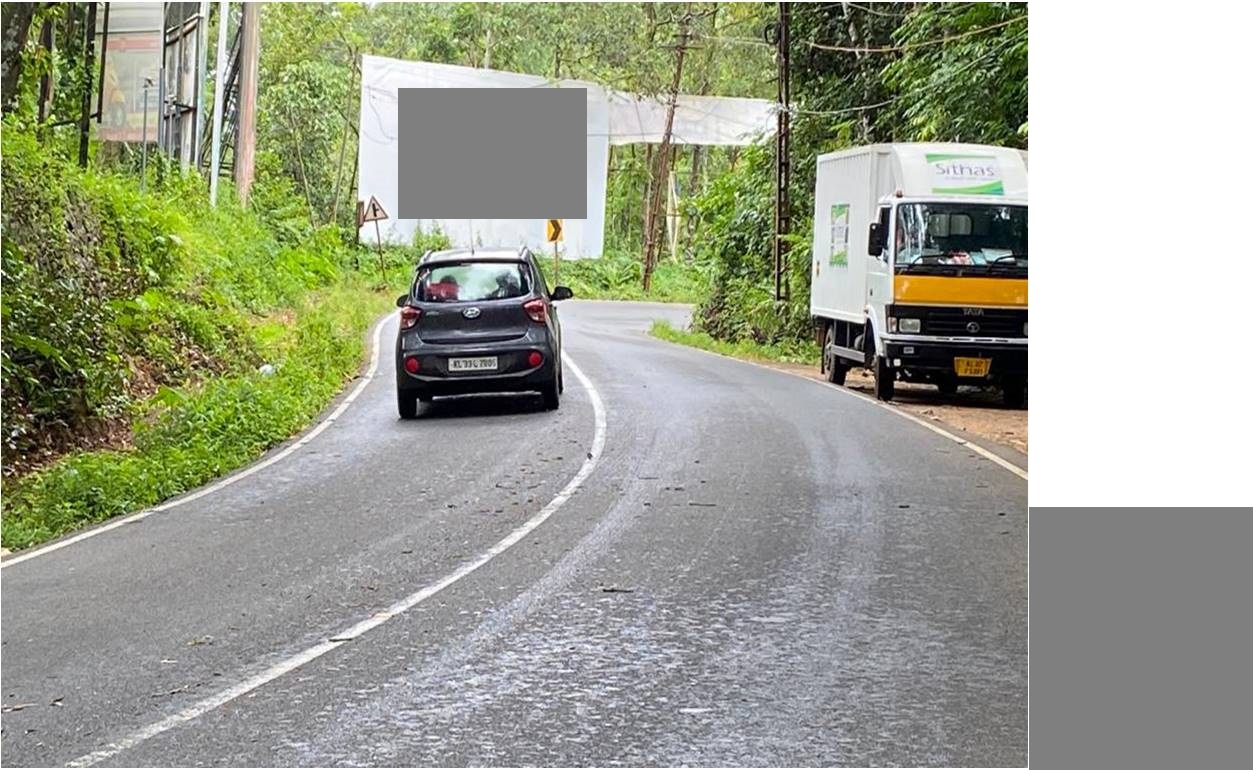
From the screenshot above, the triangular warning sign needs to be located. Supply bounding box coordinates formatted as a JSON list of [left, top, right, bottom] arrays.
[[361, 196, 389, 224]]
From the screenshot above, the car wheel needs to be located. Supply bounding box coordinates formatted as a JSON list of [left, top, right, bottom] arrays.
[[397, 389, 419, 419], [542, 378, 560, 410], [558, 364, 564, 394]]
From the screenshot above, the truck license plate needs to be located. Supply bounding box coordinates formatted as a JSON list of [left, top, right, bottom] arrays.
[[954, 357, 991, 377], [449, 356, 498, 372]]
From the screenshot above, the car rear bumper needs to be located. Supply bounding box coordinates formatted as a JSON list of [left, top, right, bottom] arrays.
[[395, 339, 558, 396]]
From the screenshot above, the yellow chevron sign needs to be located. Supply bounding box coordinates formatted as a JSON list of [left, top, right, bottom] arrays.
[[546, 219, 563, 242]]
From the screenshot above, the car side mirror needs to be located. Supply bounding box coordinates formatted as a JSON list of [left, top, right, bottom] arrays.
[[551, 286, 574, 302], [395, 294, 409, 308], [868, 223, 884, 258]]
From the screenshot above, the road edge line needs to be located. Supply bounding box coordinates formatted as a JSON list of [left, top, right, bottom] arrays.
[[648, 332, 1027, 481], [2, 314, 390, 570], [65, 353, 607, 767]]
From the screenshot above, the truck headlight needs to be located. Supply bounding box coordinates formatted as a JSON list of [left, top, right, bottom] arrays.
[[899, 318, 921, 334]]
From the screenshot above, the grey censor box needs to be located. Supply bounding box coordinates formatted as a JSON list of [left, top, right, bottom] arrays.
[[397, 88, 587, 220]]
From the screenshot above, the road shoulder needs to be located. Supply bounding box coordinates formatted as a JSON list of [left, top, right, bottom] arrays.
[[646, 329, 1028, 471]]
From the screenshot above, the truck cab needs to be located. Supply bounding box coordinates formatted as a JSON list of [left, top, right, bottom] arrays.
[[810, 144, 1027, 406]]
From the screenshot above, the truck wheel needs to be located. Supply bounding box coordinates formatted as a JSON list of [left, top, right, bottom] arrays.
[[1002, 375, 1026, 409], [397, 389, 419, 419], [937, 377, 957, 396], [873, 353, 895, 401], [822, 329, 848, 385]]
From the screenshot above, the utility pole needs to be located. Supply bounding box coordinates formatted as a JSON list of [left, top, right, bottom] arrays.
[[78, 2, 98, 167], [209, 0, 228, 205], [194, 0, 209, 160], [773, 1, 791, 302], [95, 2, 110, 125], [234, 1, 259, 206], [642, 7, 692, 293]]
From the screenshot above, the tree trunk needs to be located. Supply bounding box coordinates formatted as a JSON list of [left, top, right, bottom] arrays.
[[330, 50, 358, 228], [36, 16, 53, 122], [286, 106, 319, 228], [642, 6, 692, 293], [1, 2, 38, 115], [641, 143, 654, 252]]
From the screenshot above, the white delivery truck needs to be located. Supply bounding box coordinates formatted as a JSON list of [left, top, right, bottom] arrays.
[[810, 143, 1028, 406]]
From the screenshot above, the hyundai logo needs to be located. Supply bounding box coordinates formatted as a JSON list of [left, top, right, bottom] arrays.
[[966, 321, 981, 334], [462, 307, 481, 319]]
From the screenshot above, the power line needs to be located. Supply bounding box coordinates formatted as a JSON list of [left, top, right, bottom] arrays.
[[788, 98, 896, 118], [785, 29, 1023, 120], [704, 14, 1024, 56], [805, 16, 1025, 54], [843, 3, 909, 19]]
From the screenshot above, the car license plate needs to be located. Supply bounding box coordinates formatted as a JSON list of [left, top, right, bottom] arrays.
[[449, 356, 498, 372], [954, 357, 991, 377]]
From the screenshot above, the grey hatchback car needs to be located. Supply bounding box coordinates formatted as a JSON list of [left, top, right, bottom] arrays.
[[394, 247, 574, 418]]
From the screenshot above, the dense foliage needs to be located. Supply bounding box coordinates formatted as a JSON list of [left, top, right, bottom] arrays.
[[0, 125, 392, 547], [687, 2, 1028, 345], [253, 2, 774, 248], [559, 250, 709, 305]]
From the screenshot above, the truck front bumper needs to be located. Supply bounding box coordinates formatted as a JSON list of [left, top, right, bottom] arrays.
[[882, 338, 1027, 380]]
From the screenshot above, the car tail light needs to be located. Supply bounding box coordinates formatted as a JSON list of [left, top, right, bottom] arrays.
[[400, 306, 422, 330], [527, 351, 543, 368], [523, 298, 546, 324], [404, 356, 420, 374]]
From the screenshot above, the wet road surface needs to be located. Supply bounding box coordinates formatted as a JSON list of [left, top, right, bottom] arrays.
[[1, 300, 1027, 766]]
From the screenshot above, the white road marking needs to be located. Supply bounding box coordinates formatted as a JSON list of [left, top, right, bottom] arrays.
[[650, 333, 1027, 480], [66, 355, 607, 767], [3, 317, 389, 569]]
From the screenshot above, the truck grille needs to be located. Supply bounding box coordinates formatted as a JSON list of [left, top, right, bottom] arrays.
[[923, 307, 1026, 338]]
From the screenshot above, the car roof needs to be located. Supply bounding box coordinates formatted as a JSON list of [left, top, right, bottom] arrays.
[[420, 247, 529, 265]]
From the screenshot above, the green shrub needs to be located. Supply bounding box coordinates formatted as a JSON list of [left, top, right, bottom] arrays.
[[0, 127, 355, 468], [1, 125, 394, 547], [1, 282, 389, 548], [558, 250, 709, 304], [681, 144, 814, 347]]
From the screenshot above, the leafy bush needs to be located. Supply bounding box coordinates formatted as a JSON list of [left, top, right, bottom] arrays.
[[682, 144, 814, 346], [558, 250, 709, 304], [0, 127, 362, 471], [1, 282, 388, 549]]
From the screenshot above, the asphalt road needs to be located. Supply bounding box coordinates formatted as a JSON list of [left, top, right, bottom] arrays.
[[1, 300, 1027, 767]]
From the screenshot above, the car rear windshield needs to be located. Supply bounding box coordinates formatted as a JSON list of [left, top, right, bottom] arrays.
[[415, 261, 531, 303]]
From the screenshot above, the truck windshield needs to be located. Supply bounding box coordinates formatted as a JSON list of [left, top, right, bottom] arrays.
[[895, 203, 1027, 274]]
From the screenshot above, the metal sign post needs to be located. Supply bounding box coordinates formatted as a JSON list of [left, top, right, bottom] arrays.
[[361, 196, 391, 285], [546, 219, 563, 283]]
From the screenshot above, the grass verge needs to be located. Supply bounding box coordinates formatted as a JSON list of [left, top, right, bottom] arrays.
[[1, 279, 393, 550], [649, 319, 821, 366], [556, 252, 708, 304]]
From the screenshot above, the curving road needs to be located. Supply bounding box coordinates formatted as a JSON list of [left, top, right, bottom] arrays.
[[1, 300, 1027, 767]]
